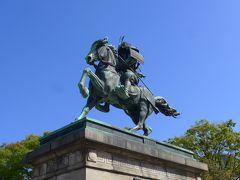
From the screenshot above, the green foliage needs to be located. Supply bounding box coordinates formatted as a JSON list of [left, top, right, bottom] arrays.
[[168, 119, 240, 180], [0, 135, 40, 180]]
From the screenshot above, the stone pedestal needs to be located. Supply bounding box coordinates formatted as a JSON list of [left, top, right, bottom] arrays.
[[24, 117, 208, 180]]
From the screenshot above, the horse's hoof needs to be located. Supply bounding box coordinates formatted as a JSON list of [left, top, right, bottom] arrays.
[[144, 127, 152, 136], [129, 128, 138, 133], [123, 127, 131, 131], [75, 116, 85, 121], [124, 127, 138, 134]]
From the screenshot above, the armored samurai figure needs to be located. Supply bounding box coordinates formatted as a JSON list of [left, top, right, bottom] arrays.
[[115, 41, 145, 100]]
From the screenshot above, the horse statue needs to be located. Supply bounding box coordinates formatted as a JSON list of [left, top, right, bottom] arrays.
[[76, 38, 179, 136]]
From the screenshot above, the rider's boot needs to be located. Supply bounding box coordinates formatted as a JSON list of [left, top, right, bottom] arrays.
[[114, 79, 132, 100]]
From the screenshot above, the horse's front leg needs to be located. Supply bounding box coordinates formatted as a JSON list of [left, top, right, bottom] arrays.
[[76, 95, 96, 121], [77, 106, 90, 120], [78, 68, 90, 98], [78, 67, 104, 98]]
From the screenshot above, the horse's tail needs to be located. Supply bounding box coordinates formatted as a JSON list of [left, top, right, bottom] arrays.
[[154, 96, 180, 118]]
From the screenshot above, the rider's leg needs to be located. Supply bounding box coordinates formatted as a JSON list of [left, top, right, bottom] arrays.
[[115, 69, 139, 100], [114, 78, 131, 100], [124, 80, 131, 95]]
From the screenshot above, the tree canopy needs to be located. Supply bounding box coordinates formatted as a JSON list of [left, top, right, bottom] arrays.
[[0, 135, 40, 180], [168, 119, 240, 180]]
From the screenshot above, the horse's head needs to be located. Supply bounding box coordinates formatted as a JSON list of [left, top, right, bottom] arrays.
[[85, 37, 117, 67]]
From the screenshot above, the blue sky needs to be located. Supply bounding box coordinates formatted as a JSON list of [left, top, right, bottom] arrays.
[[1, 0, 240, 143]]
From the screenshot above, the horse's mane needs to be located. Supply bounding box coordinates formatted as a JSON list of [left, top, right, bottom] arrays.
[[94, 39, 118, 60], [107, 45, 118, 58]]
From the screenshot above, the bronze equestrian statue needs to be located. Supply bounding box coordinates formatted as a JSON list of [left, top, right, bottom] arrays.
[[76, 37, 179, 136]]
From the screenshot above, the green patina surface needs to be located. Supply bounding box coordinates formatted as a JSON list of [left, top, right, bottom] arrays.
[[40, 117, 193, 155]]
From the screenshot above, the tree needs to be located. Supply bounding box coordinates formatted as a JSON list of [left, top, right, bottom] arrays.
[[168, 119, 240, 180], [0, 135, 40, 180]]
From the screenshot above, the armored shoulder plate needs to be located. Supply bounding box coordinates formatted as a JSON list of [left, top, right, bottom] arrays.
[[118, 42, 144, 64]]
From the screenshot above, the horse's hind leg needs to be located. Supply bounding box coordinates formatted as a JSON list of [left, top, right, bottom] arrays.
[[130, 111, 146, 133], [130, 103, 148, 134], [143, 123, 152, 136], [78, 68, 104, 98]]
